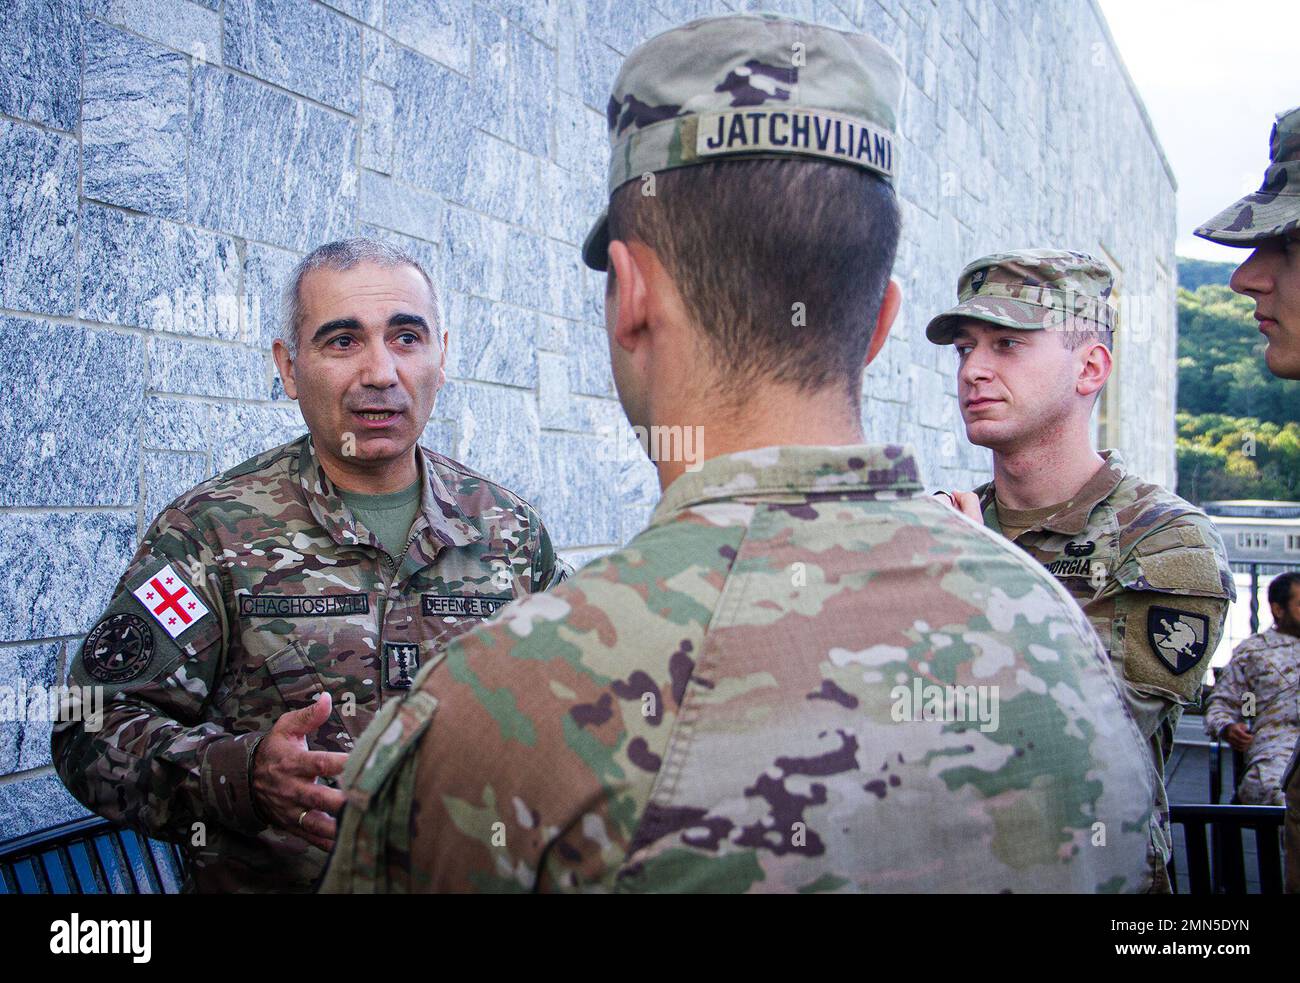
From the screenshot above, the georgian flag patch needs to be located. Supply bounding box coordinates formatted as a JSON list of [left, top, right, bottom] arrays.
[[131, 562, 211, 639]]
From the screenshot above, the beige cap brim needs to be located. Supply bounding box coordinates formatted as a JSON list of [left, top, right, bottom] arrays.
[[926, 299, 1049, 345]]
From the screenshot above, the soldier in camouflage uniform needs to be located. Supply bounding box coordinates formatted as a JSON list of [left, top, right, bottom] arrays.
[[321, 15, 1161, 894], [1196, 105, 1300, 381], [52, 239, 567, 893], [1198, 107, 1300, 890], [929, 250, 1235, 886], [1203, 573, 1300, 805]]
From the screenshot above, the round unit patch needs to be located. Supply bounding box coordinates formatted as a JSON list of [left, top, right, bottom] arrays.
[[83, 613, 155, 683]]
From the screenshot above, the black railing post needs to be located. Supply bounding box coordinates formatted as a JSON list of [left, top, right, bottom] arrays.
[[1249, 564, 1260, 634]]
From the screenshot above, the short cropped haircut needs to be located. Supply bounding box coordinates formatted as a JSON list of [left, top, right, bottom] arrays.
[[1059, 324, 1114, 353], [281, 237, 441, 358], [607, 157, 901, 403], [1269, 571, 1300, 609]]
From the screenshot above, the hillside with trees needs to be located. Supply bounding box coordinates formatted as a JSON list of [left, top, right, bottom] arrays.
[[1174, 260, 1300, 504]]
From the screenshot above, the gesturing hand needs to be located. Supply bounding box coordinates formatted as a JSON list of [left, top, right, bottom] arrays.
[[251, 693, 349, 852]]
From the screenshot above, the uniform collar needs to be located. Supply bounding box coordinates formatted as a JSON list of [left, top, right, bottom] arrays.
[[297, 437, 482, 563], [1262, 626, 1300, 649], [976, 448, 1128, 537], [651, 443, 923, 526]]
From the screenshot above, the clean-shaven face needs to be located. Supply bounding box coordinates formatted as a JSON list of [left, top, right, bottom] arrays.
[[283, 262, 446, 467], [952, 320, 1084, 450], [1229, 232, 1300, 379]]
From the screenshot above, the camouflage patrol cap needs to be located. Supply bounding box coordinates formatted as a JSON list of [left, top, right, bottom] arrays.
[[925, 248, 1116, 345], [1195, 106, 1300, 246], [581, 13, 904, 271]]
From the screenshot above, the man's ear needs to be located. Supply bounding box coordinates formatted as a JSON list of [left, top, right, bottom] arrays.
[[608, 239, 650, 355], [1077, 340, 1112, 399], [271, 338, 298, 400], [864, 278, 902, 367]]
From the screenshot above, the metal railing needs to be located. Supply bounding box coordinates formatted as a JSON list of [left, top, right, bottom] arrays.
[[0, 816, 188, 894], [1168, 803, 1286, 895]]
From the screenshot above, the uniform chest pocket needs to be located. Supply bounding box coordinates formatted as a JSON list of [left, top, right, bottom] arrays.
[[255, 639, 359, 752], [264, 639, 325, 709]]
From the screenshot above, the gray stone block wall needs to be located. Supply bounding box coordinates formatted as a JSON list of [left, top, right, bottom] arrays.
[[0, 0, 1176, 838]]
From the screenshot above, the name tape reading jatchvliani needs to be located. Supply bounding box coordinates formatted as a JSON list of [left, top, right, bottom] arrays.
[[695, 108, 895, 178]]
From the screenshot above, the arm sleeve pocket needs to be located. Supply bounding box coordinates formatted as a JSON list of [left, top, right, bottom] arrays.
[[1130, 524, 1232, 599]]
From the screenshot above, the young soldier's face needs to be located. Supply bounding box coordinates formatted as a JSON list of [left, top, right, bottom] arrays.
[[275, 262, 448, 468], [952, 320, 1087, 449], [1229, 232, 1300, 380]]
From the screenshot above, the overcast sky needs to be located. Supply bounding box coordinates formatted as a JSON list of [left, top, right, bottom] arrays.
[[1096, 0, 1299, 265]]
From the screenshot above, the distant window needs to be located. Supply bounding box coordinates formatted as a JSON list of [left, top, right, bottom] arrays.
[[1288, 534, 1300, 552], [1236, 532, 1270, 550]]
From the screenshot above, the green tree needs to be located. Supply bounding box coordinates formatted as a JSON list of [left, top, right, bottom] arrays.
[[1176, 412, 1300, 505], [1177, 258, 1237, 291]]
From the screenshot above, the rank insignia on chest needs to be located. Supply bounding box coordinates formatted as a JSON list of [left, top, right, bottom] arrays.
[[1063, 540, 1096, 556], [1147, 607, 1210, 675], [384, 641, 420, 690], [131, 563, 211, 639]]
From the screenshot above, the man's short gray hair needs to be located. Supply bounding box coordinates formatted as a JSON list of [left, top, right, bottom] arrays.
[[280, 237, 442, 358]]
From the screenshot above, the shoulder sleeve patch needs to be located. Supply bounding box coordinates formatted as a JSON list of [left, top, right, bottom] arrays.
[[130, 562, 212, 639], [69, 512, 226, 693], [82, 612, 155, 683], [1146, 607, 1210, 675], [1116, 593, 1227, 704]]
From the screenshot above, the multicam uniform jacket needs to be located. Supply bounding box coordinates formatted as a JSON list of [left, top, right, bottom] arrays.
[[1203, 628, 1300, 805], [322, 444, 1161, 894], [52, 434, 567, 893], [975, 449, 1234, 866]]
